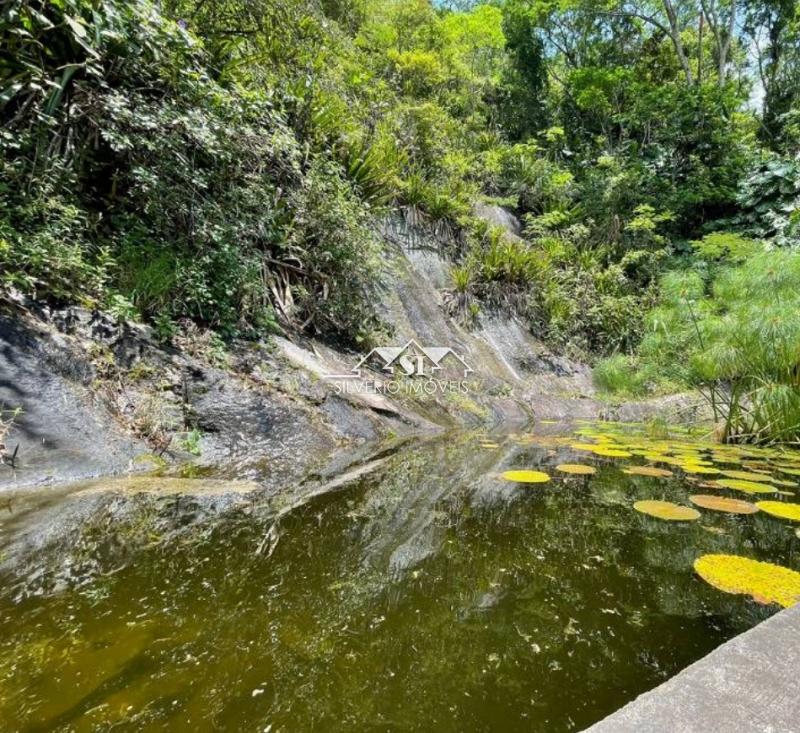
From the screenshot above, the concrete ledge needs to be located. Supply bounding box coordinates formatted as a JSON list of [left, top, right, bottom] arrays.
[[584, 603, 800, 733]]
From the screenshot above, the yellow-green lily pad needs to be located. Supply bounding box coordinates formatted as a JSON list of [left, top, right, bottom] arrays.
[[719, 470, 774, 482], [694, 554, 800, 607], [592, 447, 632, 458], [755, 501, 800, 522], [556, 464, 597, 475], [501, 470, 550, 484], [680, 464, 721, 475], [623, 466, 673, 478], [713, 479, 777, 495], [633, 500, 700, 521]]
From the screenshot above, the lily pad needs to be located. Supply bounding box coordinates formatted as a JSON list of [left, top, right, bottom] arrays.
[[694, 554, 800, 607], [719, 470, 774, 482], [768, 477, 799, 487], [591, 447, 632, 458], [680, 464, 721, 475], [689, 495, 759, 514], [623, 466, 673, 478], [755, 501, 800, 522], [501, 470, 550, 484], [713, 479, 777, 495], [633, 500, 700, 521], [711, 454, 744, 465], [570, 443, 601, 452], [642, 453, 670, 462], [556, 464, 597, 475]]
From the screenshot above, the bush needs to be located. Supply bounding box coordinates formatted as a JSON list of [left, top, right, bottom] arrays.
[[0, 0, 385, 343], [285, 158, 385, 342], [728, 154, 800, 247], [593, 354, 647, 395], [0, 191, 109, 304], [497, 143, 574, 213]]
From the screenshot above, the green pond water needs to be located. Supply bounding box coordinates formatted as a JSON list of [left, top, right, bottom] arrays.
[[1, 422, 800, 732]]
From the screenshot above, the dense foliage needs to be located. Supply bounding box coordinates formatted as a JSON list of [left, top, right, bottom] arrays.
[[1, 0, 799, 437]]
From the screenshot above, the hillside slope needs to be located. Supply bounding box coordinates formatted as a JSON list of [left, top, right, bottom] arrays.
[[0, 208, 702, 491]]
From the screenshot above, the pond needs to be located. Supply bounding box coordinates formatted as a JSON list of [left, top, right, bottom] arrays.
[[2, 421, 800, 732]]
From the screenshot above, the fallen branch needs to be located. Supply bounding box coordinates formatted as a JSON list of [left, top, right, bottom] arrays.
[[0, 407, 22, 469]]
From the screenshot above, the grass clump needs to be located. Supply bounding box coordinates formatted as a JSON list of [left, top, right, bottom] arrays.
[[595, 248, 800, 444]]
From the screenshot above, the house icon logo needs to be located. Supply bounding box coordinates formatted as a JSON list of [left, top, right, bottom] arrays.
[[325, 339, 473, 380]]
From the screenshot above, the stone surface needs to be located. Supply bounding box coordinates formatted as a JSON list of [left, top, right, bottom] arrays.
[[473, 202, 523, 237], [584, 603, 800, 733], [0, 314, 147, 488]]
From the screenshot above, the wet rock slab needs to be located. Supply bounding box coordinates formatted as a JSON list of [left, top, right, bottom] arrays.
[[0, 314, 147, 488]]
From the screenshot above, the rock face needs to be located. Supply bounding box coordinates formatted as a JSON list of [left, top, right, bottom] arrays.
[[0, 315, 146, 488], [0, 207, 701, 492], [0, 308, 405, 491], [473, 202, 523, 237]]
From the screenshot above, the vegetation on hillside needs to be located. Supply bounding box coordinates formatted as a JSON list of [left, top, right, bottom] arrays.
[[1, 0, 799, 439]]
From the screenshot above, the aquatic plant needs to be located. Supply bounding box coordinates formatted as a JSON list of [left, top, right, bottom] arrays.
[[755, 501, 800, 522], [623, 466, 673, 478], [713, 479, 777, 495], [689, 495, 759, 514], [633, 500, 700, 521], [590, 447, 632, 458], [694, 554, 800, 607], [556, 464, 596, 475], [501, 470, 550, 484], [718, 470, 773, 482], [679, 464, 721, 475]]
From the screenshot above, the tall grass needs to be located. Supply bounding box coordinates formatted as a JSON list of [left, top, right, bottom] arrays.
[[594, 249, 800, 444]]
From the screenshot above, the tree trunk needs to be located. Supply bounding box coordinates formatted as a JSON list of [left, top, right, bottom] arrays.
[[698, 11, 704, 83], [662, 0, 694, 84]]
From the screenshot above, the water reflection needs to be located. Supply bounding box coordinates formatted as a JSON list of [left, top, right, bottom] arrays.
[[0, 423, 798, 732]]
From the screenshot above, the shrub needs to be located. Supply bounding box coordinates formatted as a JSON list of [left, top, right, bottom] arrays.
[[593, 354, 647, 395], [497, 143, 574, 213], [0, 0, 385, 343], [0, 192, 109, 305], [728, 154, 800, 247], [285, 158, 385, 342]]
